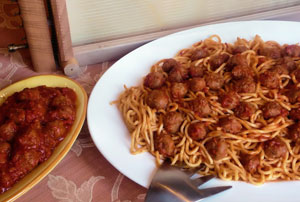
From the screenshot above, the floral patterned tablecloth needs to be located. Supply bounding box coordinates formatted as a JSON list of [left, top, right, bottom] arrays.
[[0, 1, 146, 201]]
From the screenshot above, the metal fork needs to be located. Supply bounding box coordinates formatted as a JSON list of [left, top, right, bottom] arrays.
[[145, 161, 232, 202]]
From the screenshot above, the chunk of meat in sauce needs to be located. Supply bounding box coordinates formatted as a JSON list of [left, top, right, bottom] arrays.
[[17, 88, 41, 101], [281, 56, 297, 72], [190, 48, 209, 61], [288, 122, 300, 141], [289, 108, 300, 121], [286, 87, 300, 104], [271, 64, 289, 75], [163, 112, 183, 133], [229, 54, 248, 67], [234, 102, 255, 120], [259, 44, 282, 59], [259, 71, 280, 89], [189, 77, 206, 92], [25, 101, 47, 123], [146, 90, 169, 110], [0, 121, 17, 141], [284, 44, 300, 57], [232, 45, 248, 54], [209, 53, 229, 70], [48, 106, 75, 124], [16, 123, 41, 150], [292, 68, 300, 82], [162, 58, 179, 73], [168, 66, 189, 82], [45, 120, 67, 141], [144, 72, 165, 89], [205, 73, 224, 90], [219, 116, 242, 134], [154, 133, 175, 157], [233, 77, 256, 93], [188, 122, 207, 141], [219, 91, 240, 110], [262, 102, 287, 119], [189, 97, 211, 117], [7, 108, 25, 125], [264, 137, 287, 158], [206, 137, 228, 160], [0, 142, 10, 164], [189, 63, 205, 78], [241, 154, 260, 173], [171, 82, 188, 99], [232, 65, 255, 79]]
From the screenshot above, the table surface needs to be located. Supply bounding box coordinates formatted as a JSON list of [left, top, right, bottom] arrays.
[[0, 1, 146, 202]]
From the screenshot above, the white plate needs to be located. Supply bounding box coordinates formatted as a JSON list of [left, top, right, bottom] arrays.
[[87, 21, 300, 202]]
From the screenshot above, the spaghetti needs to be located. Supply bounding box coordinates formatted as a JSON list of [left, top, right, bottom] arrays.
[[116, 35, 300, 185]]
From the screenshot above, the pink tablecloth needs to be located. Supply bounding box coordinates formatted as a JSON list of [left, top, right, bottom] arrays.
[[0, 1, 146, 201]]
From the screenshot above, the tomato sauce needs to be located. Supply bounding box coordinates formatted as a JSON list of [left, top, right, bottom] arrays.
[[0, 86, 76, 193]]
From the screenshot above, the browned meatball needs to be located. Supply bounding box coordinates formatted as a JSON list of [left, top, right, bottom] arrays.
[[232, 65, 255, 79], [168, 66, 189, 82], [292, 68, 300, 82], [0, 121, 17, 141], [262, 102, 287, 119], [290, 108, 300, 121], [146, 90, 169, 110], [281, 56, 296, 72], [163, 112, 183, 133], [219, 91, 240, 110], [205, 73, 224, 90], [188, 122, 207, 141], [232, 45, 249, 54], [144, 72, 165, 89], [259, 44, 282, 59], [0, 142, 10, 164], [206, 137, 228, 160], [190, 48, 209, 61], [219, 116, 242, 134], [229, 54, 248, 67], [241, 154, 260, 173], [259, 71, 279, 89], [288, 122, 300, 141], [189, 64, 204, 78], [286, 88, 300, 104], [271, 65, 289, 75], [7, 108, 25, 124], [162, 58, 179, 72], [233, 77, 256, 93], [171, 82, 188, 99], [154, 133, 175, 157], [235, 102, 255, 120], [284, 44, 300, 57], [189, 97, 211, 117], [264, 137, 287, 158], [189, 77, 206, 92], [209, 53, 229, 70]]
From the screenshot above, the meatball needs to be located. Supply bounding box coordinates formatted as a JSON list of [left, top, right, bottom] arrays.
[[232, 45, 249, 54], [168, 66, 189, 82], [0, 142, 10, 164], [241, 154, 260, 173], [264, 137, 287, 158], [286, 88, 300, 104], [189, 77, 206, 92], [232, 65, 255, 79], [290, 108, 300, 121], [288, 122, 300, 141], [233, 77, 256, 93], [154, 133, 175, 157], [219, 116, 242, 134], [234, 102, 255, 120], [209, 53, 229, 70], [219, 91, 240, 110], [205, 73, 224, 90], [292, 68, 300, 82], [162, 58, 179, 72], [229, 54, 248, 67], [271, 65, 288, 75], [189, 64, 204, 78], [190, 48, 209, 61], [259, 71, 279, 89], [171, 82, 188, 99], [206, 137, 228, 160], [146, 90, 169, 110], [262, 102, 287, 119], [281, 56, 296, 72], [144, 72, 165, 89], [163, 112, 183, 133], [259, 44, 282, 59], [188, 122, 207, 141], [0, 121, 17, 141], [284, 45, 300, 57], [189, 97, 211, 117]]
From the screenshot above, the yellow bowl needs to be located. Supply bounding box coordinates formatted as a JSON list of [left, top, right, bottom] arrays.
[[0, 75, 88, 202]]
